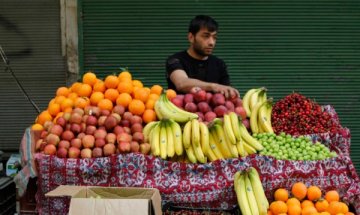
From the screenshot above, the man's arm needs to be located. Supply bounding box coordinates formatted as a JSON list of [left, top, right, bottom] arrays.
[[170, 69, 240, 98]]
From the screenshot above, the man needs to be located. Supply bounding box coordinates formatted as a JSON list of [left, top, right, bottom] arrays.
[[166, 15, 239, 99]]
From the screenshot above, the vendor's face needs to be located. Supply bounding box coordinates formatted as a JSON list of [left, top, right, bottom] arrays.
[[189, 27, 217, 57]]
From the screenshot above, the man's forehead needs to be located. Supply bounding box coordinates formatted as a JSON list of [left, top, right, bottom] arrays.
[[198, 27, 217, 35]]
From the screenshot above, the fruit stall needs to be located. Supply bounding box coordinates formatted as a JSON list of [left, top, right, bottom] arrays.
[[15, 71, 360, 214]]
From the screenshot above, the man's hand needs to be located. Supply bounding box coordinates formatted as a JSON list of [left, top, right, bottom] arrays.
[[210, 83, 240, 99]]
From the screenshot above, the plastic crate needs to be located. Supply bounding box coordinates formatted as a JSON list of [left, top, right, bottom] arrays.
[[0, 177, 16, 215]]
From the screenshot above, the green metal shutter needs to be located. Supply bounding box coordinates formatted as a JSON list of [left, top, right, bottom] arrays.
[[79, 0, 360, 173], [0, 0, 66, 154]]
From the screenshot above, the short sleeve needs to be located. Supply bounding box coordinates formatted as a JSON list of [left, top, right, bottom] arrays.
[[166, 57, 183, 78]]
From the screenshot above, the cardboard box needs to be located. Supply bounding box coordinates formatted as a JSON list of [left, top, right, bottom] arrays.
[[46, 185, 162, 215]]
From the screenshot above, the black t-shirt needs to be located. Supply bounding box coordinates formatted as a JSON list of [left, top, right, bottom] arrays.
[[166, 50, 230, 93]]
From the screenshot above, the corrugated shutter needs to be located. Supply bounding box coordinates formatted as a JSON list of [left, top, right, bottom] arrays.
[[79, 0, 360, 173], [0, 0, 66, 153]]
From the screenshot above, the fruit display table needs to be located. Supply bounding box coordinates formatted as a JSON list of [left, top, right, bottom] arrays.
[[34, 127, 360, 214]]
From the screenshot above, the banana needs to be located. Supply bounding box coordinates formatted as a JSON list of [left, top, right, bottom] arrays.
[[258, 99, 274, 133], [192, 141, 206, 163], [143, 121, 159, 143], [168, 119, 183, 156], [239, 123, 264, 151], [159, 94, 198, 123], [229, 112, 241, 141], [212, 124, 232, 158], [150, 123, 161, 156], [159, 121, 168, 159], [191, 119, 200, 147], [244, 172, 259, 215], [223, 114, 237, 145], [248, 167, 269, 213], [199, 122, 210, 154], [208, 130, 224, 160], [250, 99, 266, 134], [154, 99, 164, 120], [236, 136, 248, 157], [249, 88, 261, 113], [165, 120, 175, 158], [223, 128, 239, 158], [258, 88, 268, 104], [206, 144, 218, 162], [243, 141, 257, 155], [182, 120, 192, 149], [242, 88, 258, 118], [234, 172, 252, 215], [185, 144, 197, 163]]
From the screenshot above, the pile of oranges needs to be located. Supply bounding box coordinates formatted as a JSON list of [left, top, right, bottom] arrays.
[[268, 182, 353, 215], [34, 71, 177, 129]]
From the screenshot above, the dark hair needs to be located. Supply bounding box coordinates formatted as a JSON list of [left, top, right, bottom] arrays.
[[188, 15, 218, 35]]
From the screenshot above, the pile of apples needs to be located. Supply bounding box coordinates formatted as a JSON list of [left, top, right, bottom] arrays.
[[170, 87, 248, 126], [36, 105, 151, 159]]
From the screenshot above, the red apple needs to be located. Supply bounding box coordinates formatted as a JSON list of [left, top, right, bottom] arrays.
[[100, 109, 111, 116], [206, 92, 213, 103], [130, 115, 142, 125], [95, 138, 106, 148], [214, 105, 227, 117], [130, 141, 140, 152], [70, 112, 82, 124], [196, 112, 204, 121], [46, 133, 60, 146], [81, 148, 92, 158], [118, 141, 131, 153], [122, 111, 133, 121], [212, 93, 226, 106], [204, 111, 217, 122], [197, 102, 211, 113], [94, 129, 107, 139], [50, 124, 63, 136], [68, 146, 80, 158], [120, 119, 130, 127], [194, 89, 207, 102], [139, 143, 151, 155], [71, 138, 82, 149], [57, 147, 68, 158], [97, 115, 107, 127], [117, 132, 132, 143], [70, 123, 82, 134], [242, 119, 250, 129], [103, 143, 116, 156], [85, 125, 97, 135], [184, 102, 197, 113], [106, 133, 117, 144], [113, 125, 125, 135], [56, 117, 67, 128], [77, 132, 86, 139], [184, 93, 194, 104], [92, 147, 103, 158], [235, 106, 247, 120], [82, 135, 95, 148], [131, 123, 143, 134], [132, 132, 144, 143], [61, 130, 75, 141], [86, 115, 98, 126], [104, 115, 118, 131], [225, 101, 235, 112], [58, 140, 70, 149], [112, 105, 125, 116], [123, 127, 131, 134], [44, 144, 57, 155], [73, 107, 85, 116], [171, 97, 184, 109]]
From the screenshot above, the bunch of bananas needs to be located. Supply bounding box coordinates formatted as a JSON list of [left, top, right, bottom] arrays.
[[234, 167, 269, 215], [154, 94, 198, 123], [243, 87, 274, 134], [143, 119, 183, 159], [209, 112, 264, 159]]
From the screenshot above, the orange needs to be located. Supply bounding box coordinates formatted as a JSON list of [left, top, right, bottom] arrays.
[[90, 91, 104, 106], [316, 199, 329, 212], [274, 188, 289, 202], [270, 201, 288, 215], [320, 212, 331, 215], [97, 99, 113, 111], [105, 75, 119, 89], [82, 72, 97, 86], [134, 88, 150, 103], [292, 182, 308, 200], [31, 123, 44, 131], [47, 103, 61, 117], [307, 186, 322, 201], [288, 204, 302, 215], [338, 202, 349, 214], [345, 212, 355, 215], [325, 191, 340, 203], [118, 71, 132, 82], [327, 201, 343, 215], [302, 206, 318, 215], [74, 97, 90, 109], [56, 87, 70, 97], [268, 211, 273, 215], [70, 82, 82, 94], [287, 198, 301, 207], [67, 92, 78, 102], [53, 112, 64, 123], [150, 84, 163, 95], [116, 93, 132, 108], [301, 200, 315, 209], [36, 111, 53, 125], [128, 99, 145, 116], [48, 98, 56, 106], [78, 83, 92, 97], [63, 107, 73, 113], [145, 99, 156, 110], [104, 88, 119, 103], [148, 93, 160, 101], [132, 79, 143, 88], [166, 89, 177, 100], [117, 81, 133, 94], [60, 98, 74, 111], [93, 80, 106, 93], [54, 95, 66, 104], [142, 109, 157, 123]]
